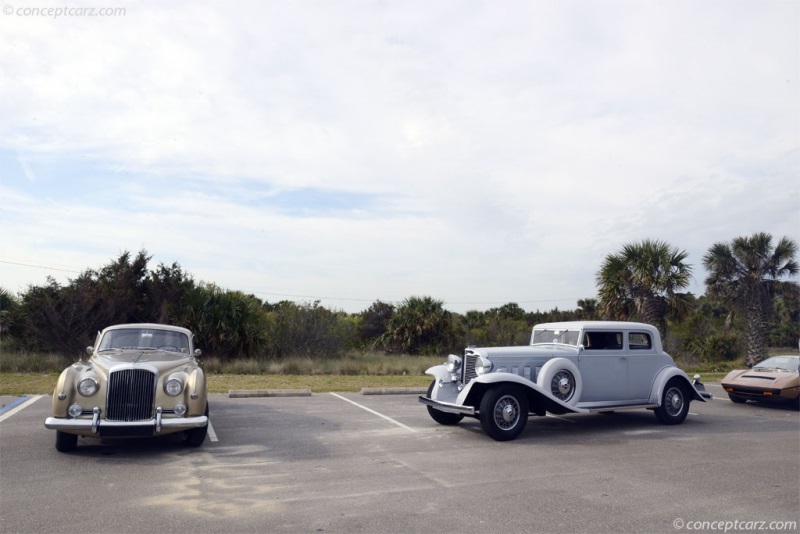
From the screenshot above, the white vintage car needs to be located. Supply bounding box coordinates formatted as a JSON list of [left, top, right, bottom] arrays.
[[44, 323, 209, 452], [420, 321, 710, 441]]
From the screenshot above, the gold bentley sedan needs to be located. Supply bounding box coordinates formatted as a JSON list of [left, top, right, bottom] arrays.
[[44, 323, 209, 452]]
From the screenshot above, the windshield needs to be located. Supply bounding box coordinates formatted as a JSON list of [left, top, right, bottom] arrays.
[[531, 328, 581, 347], [98, 328, 190, 353], [752, 356, 800, 372]]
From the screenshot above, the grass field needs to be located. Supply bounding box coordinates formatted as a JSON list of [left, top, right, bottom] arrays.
[[0, 348, 766, 396], [0, 371, 729, 396]]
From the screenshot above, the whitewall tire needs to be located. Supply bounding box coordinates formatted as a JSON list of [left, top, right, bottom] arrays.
[[536, 358, 582, 406]]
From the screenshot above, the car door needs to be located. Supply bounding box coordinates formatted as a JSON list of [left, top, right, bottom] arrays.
[[577, 330, 628, 403], [626, 331, 663, 401]]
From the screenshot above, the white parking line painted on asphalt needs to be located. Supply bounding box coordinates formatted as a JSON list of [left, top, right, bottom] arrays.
[[329, 392, 417, 433], [0, 395, 44, 423], [207, 421, 218, 442]]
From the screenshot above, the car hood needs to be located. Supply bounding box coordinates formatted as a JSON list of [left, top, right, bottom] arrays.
[[90, 350, 196, 373], [721, 368, 799, 388], [467, 344, 580, 359]]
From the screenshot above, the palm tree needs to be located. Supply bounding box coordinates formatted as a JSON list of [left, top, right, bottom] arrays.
[[381, 296, 453, 354], [703, 233, 798, 365], [596, 239, 694, 342], [0, 287, 19, 338], [576, 298, 598, 320]]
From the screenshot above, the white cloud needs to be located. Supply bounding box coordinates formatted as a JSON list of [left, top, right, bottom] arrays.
[[0, 0, 797, 312]]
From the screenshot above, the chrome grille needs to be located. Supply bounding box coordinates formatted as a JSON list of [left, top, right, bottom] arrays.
[[463, 352, 478, 385], [106, 369, 156, 421]]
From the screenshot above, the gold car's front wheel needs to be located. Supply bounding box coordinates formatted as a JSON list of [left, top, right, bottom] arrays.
[[55, 431, 78, 453], [184, 403, 209, 447]]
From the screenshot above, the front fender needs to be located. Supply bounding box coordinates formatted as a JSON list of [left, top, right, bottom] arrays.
[[651, 368, 707, 404], [185, 367, 207, 415], [51, 366, 79, 417], [424, 365, 462, 403], [425, 364, 454, 383], [458, 372, 586, 414]]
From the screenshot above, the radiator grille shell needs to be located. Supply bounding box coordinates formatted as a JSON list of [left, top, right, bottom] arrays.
[[106, 368, 156, 421]]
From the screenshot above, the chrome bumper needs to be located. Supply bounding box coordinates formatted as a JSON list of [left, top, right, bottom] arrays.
[[692, 379, 713, 400], [45, 413, 208, 435], [419, 396, 476, 416]]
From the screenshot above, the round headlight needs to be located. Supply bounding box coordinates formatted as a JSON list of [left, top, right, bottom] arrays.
[[446, 354, 462, 373], [165, 378, 184, 396], [78, 378, 98, 397], [474, 356, 493, 376], [68, 403, 83, 418]]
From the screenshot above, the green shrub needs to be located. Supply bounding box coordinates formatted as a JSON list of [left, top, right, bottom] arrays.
[[688, 333, 740, 362]]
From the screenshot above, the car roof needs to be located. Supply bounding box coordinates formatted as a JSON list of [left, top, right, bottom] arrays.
[[101, 323, 194, 336], [533, 321, 657, 332]]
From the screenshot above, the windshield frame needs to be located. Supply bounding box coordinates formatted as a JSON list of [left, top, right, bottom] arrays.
[[97, 327, 191, 354], [531, 328, 582, 347]]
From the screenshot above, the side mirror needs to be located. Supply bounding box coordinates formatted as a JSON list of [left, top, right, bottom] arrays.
[[85, 346, 94, 356], [194, 349, 202, 358], [745, 361, 753, 368]]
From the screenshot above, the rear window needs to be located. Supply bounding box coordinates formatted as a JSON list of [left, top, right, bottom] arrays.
[[629, 332, 652, 350]]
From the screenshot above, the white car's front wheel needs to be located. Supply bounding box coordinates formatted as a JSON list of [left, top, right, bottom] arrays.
[[479, 385, 529, 441]]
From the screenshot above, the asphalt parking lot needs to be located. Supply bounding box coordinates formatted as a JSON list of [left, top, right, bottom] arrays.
[[1, 384, 798, 534]]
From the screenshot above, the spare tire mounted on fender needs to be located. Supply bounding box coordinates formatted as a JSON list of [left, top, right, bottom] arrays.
[[536, 358, 582, 406]]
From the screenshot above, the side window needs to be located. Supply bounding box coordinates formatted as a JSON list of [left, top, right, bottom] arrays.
[[582, 332, 623, 350], [629, 332, 652, 350]]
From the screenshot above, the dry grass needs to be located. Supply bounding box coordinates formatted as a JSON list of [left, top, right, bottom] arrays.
[[0, 373, 431, 396], [3, 348, 772, 396], [0, 350, 441, 395]]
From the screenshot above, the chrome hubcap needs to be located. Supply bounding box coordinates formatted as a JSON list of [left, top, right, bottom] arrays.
[[557, 377, 571, 395], [494, 395, 520, 429], [665, 387, 683, 416], [550, 371, 575, 401]]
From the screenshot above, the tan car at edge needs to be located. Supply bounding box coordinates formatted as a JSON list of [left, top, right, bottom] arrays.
[[721, 355, 800, 409]]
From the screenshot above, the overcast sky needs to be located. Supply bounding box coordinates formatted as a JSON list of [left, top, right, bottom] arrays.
[[1, 1, 798, 314]]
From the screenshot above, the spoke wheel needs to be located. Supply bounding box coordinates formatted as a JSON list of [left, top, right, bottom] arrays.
[[654, 379, 690, 425], [536, 358, 582, 406], [479, 385, 528, 441], [549, 370, 577, 402]]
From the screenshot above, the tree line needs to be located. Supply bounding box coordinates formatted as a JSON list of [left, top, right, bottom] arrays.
[[1, 232, 797, 365]]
